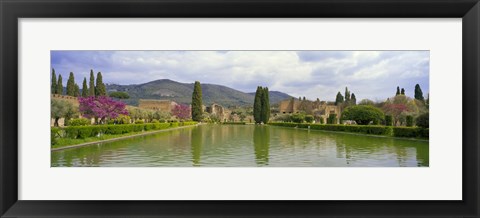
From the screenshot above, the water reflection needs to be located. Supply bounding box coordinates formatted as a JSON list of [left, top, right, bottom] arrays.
[[253, 126, 270, 166], [52, 125, 429, 167]]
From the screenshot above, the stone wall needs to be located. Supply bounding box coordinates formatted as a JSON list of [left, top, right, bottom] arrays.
[[277, 98, 341, 123], [138, 99, 178, 112]]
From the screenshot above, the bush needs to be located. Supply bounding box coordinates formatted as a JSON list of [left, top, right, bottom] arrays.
[[406, 115, 414, 127], [222, 122, 246, 125], [385, 115, 393, 126], [304, 115, 314, 123], [393, 127, 428, 139], [341, 105, 384, 125], [416, 113, 429, 128], [135, 120, 144, 124], [109, 91, 130, 99], [51, 127, 60, 145], [291, 114, 305, 123], [268, 122, 393, 136], [327, 114, 337, 124], [68, 118, 91, 126]]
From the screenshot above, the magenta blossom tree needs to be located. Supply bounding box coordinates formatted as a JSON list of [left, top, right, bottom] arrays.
[[172, 104, 191, 121], [79, 96, 128, 124]]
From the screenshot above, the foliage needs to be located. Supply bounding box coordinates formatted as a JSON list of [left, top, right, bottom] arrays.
[[273, 114, 292, 122], [115, 114, 131, 124], [341, 105, 384, 125], [79, 96, 128, 123], [335, 92, 344, 105], [406, 115, 414, 127], [191, 81, 203, 121], [172, 104, 191, 121], [350, 93, 357, 105], [396, 86, 400, 96], [222, 122, 246, 125], [51, 69, 57, 94], [89, 70, 95, 96], [82, 77, 88, 97], [327, 114, 337, 124], [66, 72, 76, 96], [135, 120, 145, 124], [262, 87, 270, 124], [69, 118, 91, 126], [56, 74, 63, 95], [416, 112, 429, 128], [414, 84, 425, 101], [393, 127, 428, 139], [253, 86, 262, 123], [109, 91, 130, 99], [291, 113, 305, 123], [74, 84, 80, 97], [401, 88, 405, 95], [95, 72, 106, 96], [51, 99, 77, 127], [304, 115, 314, 123], [344, 87, 350, 103], [385, 115, 393, 126], [269, 122, 393, 136]]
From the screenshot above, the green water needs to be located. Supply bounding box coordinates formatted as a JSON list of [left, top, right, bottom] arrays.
[[51, 124, 429, 167]]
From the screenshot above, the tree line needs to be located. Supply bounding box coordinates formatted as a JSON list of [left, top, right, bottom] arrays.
[[51, 69, 106, 97]]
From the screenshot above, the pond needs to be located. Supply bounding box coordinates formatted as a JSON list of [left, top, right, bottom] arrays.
[[51, 124, 429, 167]]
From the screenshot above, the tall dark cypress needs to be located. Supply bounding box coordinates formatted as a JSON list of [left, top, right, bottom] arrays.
[[396, 86, 400, 96], [335, 92, 344, 105], [191, 81, 203, 121], [262, 87, 270, 124], [253, 86, 262, 124], [51, 69, 57, 94], [74, 84, 80, 97], [351, 93, 357, 105], [56, 75, 63, 95], [344, 87, 350, 102], [414, 84, 424, 101], [95, 72, 106, 96], [89, 70, 95, 96], [82, 77, 88, 97], [66, 72, 76, 96], [401, 88, 405, 95]]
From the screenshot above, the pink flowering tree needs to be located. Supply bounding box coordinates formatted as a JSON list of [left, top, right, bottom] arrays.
[[79, 96, 128, 124], [172, 104, 191, 121]]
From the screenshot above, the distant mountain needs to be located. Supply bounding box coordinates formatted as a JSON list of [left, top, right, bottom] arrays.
[[106, 79, 293, 107]]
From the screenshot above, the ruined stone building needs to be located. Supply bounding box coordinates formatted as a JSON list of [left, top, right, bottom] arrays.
[[138, 99, 178, 113], [278, 98, 341, 123]]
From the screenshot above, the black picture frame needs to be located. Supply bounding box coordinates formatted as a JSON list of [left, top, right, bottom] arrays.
[[1, 0, 479, 217]]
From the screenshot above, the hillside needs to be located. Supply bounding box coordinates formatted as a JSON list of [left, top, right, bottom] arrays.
[[106, 79, 292, 107]]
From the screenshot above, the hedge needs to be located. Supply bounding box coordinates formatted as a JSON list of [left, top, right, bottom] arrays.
[[57, 122, 196, 140], [268, 122, 428, 139]]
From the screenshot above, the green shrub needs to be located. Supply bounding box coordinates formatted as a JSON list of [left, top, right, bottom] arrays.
[[341, 105, 384, 125], [291, 114, 305, 123], [268, 122, 393, 136], [385, 115, 393, 126], [416, 113, 429, 128], [152, 119, 159, 123], [304, 115, 314, 123], [406, 115, 414, 127], [393, 127, 428, 139], [327, 114, 337, 124], [69, 118, 91, 126], [135, 120, 144, 124], [51, 127, 61, 145], [222, 122, 246, 125]]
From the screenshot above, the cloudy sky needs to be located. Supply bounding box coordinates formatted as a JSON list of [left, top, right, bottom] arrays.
[[51, 50, 429, 101]]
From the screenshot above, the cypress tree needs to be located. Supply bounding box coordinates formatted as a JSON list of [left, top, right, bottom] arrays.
[[56, 75, 63, 95], [351, 93, 357, 105], [89, 70, 95, 96], [344, 87, 350, 102], [82, 77, 88, 97], [396, 86, 400, 96], [261, 87, 270, 124], [95, 72, 106, 96], [401, 88, 405, 95], [51, 69, 57, 94], [191, 81, 203, 121], [253, 86, 263, 124], [66, 72, 75, 96], [74, 84, 80, 97], [335, 92, 344, 105], [414, 84, 424, 101]]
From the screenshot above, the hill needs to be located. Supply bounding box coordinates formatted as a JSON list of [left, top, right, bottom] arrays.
[[106, 79, 292, 107]]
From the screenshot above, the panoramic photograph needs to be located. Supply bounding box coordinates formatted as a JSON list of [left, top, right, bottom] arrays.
[[50, 50, 429, 167]]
